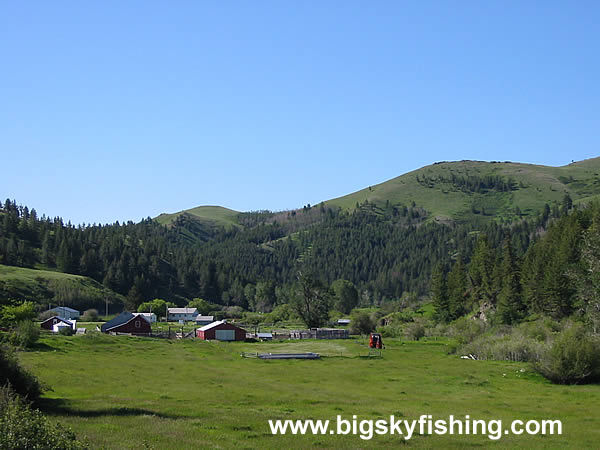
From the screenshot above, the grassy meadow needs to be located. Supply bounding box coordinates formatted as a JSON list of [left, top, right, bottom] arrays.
[[18, 334, 600, 449]]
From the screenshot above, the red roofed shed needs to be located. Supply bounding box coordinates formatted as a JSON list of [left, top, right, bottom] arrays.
[[196, 321, 246, 341]]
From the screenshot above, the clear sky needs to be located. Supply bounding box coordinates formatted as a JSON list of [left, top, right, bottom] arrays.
[[1, 1, 599, 225]]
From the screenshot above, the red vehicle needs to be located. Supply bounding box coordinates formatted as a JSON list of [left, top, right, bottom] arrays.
[[369, 333, 384, 349]]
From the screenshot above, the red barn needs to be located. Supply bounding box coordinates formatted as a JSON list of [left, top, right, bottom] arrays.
[[101, 312, 151, 335], [196, 321, 246, 341]]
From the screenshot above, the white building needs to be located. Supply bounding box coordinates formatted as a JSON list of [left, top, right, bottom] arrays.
[[134, 312, 157, 323], [167, 307, 199, 322], [50, 306, 80, 320], [195, 315, 214, 326]]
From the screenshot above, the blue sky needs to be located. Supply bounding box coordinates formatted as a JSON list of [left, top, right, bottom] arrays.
[[1, 1, 599, 224]]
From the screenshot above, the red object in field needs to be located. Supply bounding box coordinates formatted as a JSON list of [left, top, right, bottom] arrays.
[[369, 333, 383, 349]]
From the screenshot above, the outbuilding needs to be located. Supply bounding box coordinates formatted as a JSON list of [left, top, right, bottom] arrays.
[[134, 312, 157, 323], [196, 320, 246, 341], [101, 312, 151, 335], [195, 315, 214, 326], [41, 316, 76, 332], [49, 306, 80, 320]]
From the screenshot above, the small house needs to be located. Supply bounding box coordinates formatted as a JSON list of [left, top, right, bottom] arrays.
[[50, 306, 80, 320], [41, 316, 75, 332], [337, 319, 351, 326], [196, 321, 246, 341], [134, 312, 157, 323], [257, 332, 273, 341], [195, 315, 214, 326], [167, 307, 198, 322], [101, 312, 151, 335]]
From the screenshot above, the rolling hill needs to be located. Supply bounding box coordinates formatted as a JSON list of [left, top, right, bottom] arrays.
[[0, 264, 124, 312], [157, 157, 600, 228], [154, 205, 241, 229], [325, 157, 600, 224]]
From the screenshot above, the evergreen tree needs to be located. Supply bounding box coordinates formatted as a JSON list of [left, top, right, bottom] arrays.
[[447, 255, 468, 320], [431, 263, 450, 323], [468, 234, 495, 307], [497, 233, 525, 324]]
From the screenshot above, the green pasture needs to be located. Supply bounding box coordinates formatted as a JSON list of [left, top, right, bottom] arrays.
[[19, 334, 600, 449]]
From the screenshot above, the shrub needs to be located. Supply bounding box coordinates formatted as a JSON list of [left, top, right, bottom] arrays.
[[0, 385, 87, 450], [349, 311, 376, 335], [80, 309, 99, 322], [12, 320, 40, 349], [404, 321, 426, 341], [0, 344, 43, 402], [534, 324, 600, 384], [58, 326, 74, 336], [0, 302, 37, 327], [447, 317, 487, 344], [459, 331, 544, 362]]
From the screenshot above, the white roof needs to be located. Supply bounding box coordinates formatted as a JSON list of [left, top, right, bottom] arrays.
[[168, 308, 198, 314], [195, 315, 214, 321], [134, 312, 155, 316], [257, 332, 273, 338], [197, 320, 226, 332]]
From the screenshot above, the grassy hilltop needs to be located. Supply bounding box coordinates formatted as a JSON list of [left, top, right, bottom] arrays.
[[155, 205, 241, 229], [158, 158, 600, 229], [326, 157, 600, 224]]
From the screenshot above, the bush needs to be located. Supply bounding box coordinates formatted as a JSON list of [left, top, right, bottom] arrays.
[[459, 331, 544, 362], [349, 311, 376, 335], [0, 344, 43, 402], [404, 321, 426, 341], [12, 320, 40, 349], [58, 326, 74, 336], [446, 317, 487, 344], [534, 324, 600, 384], [0, 385, 87, 449], [80, 309, 99, 322]]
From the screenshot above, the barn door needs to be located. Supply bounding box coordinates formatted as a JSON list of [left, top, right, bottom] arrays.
[[215, 329, 235, 341]]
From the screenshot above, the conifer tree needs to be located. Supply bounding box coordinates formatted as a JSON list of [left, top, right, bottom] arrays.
[[431, 263, 450, 323], [447, 255, 468, 320], [497, 233, 525, 324]]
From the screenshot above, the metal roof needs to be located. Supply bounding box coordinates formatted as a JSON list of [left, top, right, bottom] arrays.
[[101, 312, 149, 332], [167, 308, 198, 314], [197, 320, 226, 332], [195, 315, 214, 321], [51, 306, 79, 313], [42, 316, 73, 326], [257, 332, 273, 338]]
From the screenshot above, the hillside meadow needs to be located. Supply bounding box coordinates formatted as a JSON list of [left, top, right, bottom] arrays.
[[18, 334, 600, 449]]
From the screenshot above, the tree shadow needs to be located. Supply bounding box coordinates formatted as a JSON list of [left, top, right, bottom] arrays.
[[30, 342, 64, 353], [39, 397, 186, 419]]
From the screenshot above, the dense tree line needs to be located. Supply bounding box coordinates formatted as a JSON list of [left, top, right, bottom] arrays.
[[431, 199, 598, 325], [0, 196, 560, 313]]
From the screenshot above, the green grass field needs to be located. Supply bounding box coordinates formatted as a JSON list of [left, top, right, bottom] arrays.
[[19, 334, 600, 449]]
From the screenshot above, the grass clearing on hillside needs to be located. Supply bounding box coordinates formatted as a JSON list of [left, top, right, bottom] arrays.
[[0, 264, 123, 310], [18, 334, 600, 448]]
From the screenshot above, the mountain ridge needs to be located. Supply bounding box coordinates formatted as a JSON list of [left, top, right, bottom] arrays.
[[156, 157, 600, 228]]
